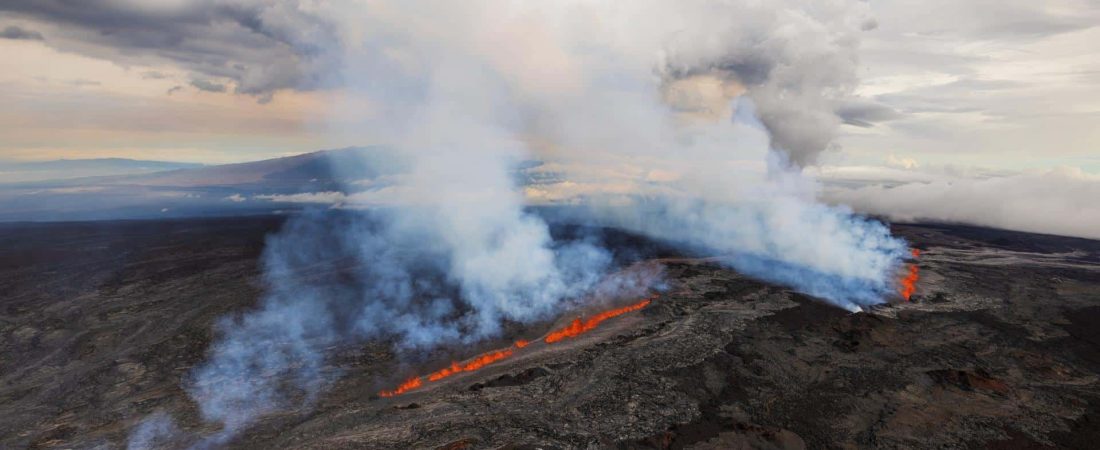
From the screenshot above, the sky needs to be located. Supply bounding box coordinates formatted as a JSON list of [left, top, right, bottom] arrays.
[[830, 0, 1100, 174], [0, 1, 1098, 237], [0, 1, 1096, 169]]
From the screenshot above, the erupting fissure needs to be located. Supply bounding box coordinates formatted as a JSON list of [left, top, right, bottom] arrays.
[[378, 376, 422, 398], [899, 248, 921, 300], [377, 297, 654, 397], [544, 298, 653, 343], [427, 349, 514, 382]]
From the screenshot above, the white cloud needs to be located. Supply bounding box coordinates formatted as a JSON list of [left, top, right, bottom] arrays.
[[824, 166, 1100, 239], [837, 0, 1100, 169], [28, 186, 106, 194], [254, 191, 345, 204]]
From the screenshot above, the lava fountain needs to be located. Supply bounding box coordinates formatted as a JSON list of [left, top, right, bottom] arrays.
[[898, 249, 921, 300]]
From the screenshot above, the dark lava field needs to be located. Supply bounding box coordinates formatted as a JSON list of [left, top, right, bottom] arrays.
[[2, 216, 1100, 449]]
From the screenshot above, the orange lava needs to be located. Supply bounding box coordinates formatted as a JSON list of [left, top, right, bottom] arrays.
[[427, 349, 514, 382], [898, 248, 921, 300], [545, 298, 652, 344], [378, 376, 422, 398], [378, 297, 654, 397]]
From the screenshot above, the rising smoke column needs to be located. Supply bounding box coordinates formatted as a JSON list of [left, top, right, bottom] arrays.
[[321, 1, 905, 311], [131, 1, 909, 447]]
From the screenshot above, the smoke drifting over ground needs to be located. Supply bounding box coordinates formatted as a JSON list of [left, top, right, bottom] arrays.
[[176, 211, 617, 446], [130, 1, 911, 446]]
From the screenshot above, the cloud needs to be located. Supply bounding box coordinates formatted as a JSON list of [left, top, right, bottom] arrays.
[[0, 1, 342, 97], [836, 98, 903, 128], [0, 1, 866, 164], [68, 78, 100, 87], [190, 79, 227, 93], [837, 0, 1100, 165], [0, 25, 43, 40], [869, 1, 1098, 41], [255, 191, 344, 204], [824, 166, 1100, 240]]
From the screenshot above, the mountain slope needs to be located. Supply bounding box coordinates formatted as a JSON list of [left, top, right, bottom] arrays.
[[0, 147, 406, 221], [0, 158, 204, 184]]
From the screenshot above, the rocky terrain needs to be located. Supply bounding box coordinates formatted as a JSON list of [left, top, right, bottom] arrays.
[[2, 216, 1099, 449]]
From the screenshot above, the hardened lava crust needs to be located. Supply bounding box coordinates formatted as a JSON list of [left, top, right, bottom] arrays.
[[1, 216, 1099, 449]]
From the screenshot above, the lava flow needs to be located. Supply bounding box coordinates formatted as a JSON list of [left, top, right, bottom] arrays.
[[377, 297, 653, 397], [544, 298, 652, 343], [899, 248, 921, 300]]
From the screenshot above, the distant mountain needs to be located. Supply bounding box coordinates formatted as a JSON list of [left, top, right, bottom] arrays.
[[0, 158, 204, 183], [85, 146, 411, 189], [0, 147, 413, 221]]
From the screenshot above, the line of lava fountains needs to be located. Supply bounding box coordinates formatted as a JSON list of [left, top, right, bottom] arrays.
[[381, 257, 919, 398], [379, 297, 654, 397], [899, 249, 921, 301]]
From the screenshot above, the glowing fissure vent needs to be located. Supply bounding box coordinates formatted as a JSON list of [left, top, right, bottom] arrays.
[[378, 297, 653, 397], [544, 298, 652, 343], [899, 248, 920, 300]]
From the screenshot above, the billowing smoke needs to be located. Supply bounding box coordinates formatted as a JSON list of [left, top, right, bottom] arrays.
[[177, 208, 614, 447], [128, 1, 910, 447]]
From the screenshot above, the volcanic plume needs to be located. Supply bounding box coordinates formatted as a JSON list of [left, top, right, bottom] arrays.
[[129, 1, 915, 446]]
